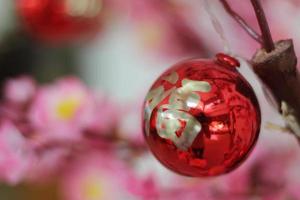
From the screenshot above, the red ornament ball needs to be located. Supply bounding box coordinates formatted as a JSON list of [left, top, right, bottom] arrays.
[[143, 54, 261, 177], [17, 0, 104, 43]]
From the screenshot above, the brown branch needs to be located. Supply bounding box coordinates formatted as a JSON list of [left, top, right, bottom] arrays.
[[252, 40, 300, 138], [250, 0, 275, 52], [34, 130, 148, 157], [219, 1, 300, 140], [219, 0, 263, 44], [248, 0, 300, 139]]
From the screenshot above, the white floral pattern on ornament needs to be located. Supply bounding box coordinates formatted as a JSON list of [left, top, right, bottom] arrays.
[[145, 72, 211, 150]]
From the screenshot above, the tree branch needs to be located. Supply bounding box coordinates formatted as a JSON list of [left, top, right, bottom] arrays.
[[219, 0, 263, 44], [252, 40, 300, 137], [250, 0, 275, 52], [219, 0, 300, 140]]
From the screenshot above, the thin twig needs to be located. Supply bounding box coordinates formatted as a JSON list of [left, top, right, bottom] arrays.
[[219, 0, 263, 44], [265, 122, 292, 133], [250, 0, 275, 52]]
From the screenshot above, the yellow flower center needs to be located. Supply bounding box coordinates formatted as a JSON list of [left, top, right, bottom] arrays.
[[82, 177, 104, 200], [56, 98, 82, 120]]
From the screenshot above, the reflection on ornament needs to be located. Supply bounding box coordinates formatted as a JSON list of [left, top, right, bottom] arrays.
[[143, 54, 261, 177]]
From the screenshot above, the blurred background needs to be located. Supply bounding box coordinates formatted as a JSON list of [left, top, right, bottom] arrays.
[[0, 0, 300, 199]]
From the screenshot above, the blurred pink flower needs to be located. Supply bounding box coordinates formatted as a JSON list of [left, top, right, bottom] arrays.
[[212, 140, 300, 199], [85, 93, 118, 136], [28, 77, 96, 141], [0, 120, 34, 185], [27, 147, 71, 183], [130, 0, 206, 58], [60, 152, 152, 200], [129, 175, 158, 200], [118, 101, 145, 146], [159, 186, 214, 200], [1, 76, 36, 132], [3, 76, 36, 105], [133, 154, 217, 199]]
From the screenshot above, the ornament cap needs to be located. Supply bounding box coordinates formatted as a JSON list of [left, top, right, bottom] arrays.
[[216, 53, 240, 68]]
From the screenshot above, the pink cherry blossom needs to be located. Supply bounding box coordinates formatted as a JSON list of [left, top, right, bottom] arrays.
[[3, 76, 36, 105], [84, 93, 119, 136], [211, 138, 300, 199], [60, 152, 151, 200], [26, 147, 71, 183], [1, 76, 36, 131], [129, 175, 159, 200], [159, 186, 215, 200], [0, 120, 34, 185], [28, 77, 96, 141], [118, 100, 145, 146]]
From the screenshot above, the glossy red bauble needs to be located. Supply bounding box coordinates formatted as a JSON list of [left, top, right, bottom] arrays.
[[17, 0, 104, 43], [143, 54, 261, 177]]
